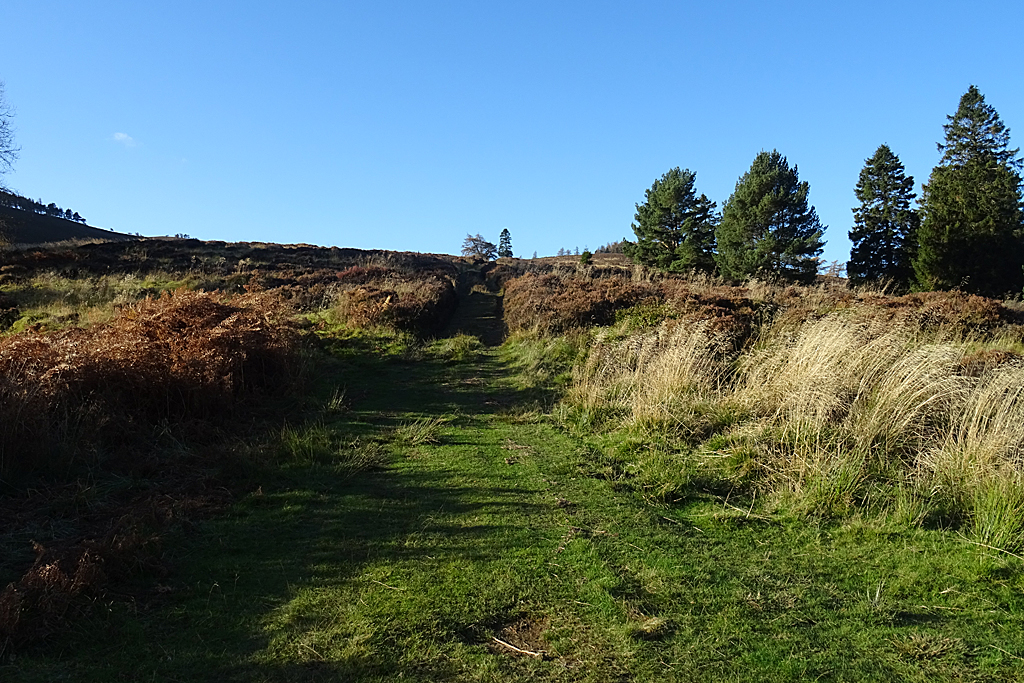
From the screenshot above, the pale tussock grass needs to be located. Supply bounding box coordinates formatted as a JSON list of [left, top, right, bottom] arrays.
[[563, 309, 1024, 548], [565, 320, 731, 433]]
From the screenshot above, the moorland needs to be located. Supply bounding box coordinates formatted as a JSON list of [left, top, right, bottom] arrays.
[[1, 236, 1024, 681]]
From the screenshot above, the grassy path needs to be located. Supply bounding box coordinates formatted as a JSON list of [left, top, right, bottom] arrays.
[[8, 337, 1024, 681]]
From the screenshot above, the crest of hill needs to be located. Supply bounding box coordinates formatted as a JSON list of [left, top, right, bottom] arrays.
[[0, 203, 135, 246]]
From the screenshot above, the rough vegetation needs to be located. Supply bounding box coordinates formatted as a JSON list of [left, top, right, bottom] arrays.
[[5, 240, 1024, 681], [503, 267, 1024, 550]]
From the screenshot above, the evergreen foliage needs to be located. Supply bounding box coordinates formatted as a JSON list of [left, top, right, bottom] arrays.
[[714, 150, 825, 283], [497, 228, 513, 258], [915, 86, 1024, 297], [623, 167, 717, 273], [848, 144, 919, 289]]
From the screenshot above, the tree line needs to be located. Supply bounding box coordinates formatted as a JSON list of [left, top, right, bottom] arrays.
[[625, 86, 1024, 297], [0, 84, 90, 227], [0, 188, 88, 224], [461, 229, 514, 260]]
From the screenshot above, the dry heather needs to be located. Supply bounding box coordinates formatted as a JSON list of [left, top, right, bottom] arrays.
[[0, 289, 296, 482], [503, 272, 758, 338], [0, 239, 463, 334], [327, 265, 457, 335], [504, 267, 1016, 340], [503, 273, 653, 334], [0, 288, 301, 650]]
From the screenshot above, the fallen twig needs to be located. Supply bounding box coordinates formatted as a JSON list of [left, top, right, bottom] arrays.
[[492, 637, 545, 659], [722, 501, 770, 521], [955, 534, 1024, 562], [990, 644, 1024, 661]]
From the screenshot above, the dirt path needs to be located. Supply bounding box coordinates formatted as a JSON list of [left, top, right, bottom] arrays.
[[445, 268, 505, 346]]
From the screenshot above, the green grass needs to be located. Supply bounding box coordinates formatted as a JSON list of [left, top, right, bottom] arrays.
[[5, 329, 1024, 681]]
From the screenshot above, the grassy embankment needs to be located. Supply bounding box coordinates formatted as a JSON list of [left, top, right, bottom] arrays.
[[3, 246, 1024, 681]]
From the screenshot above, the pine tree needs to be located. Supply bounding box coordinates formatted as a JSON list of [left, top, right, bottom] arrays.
[[623, 167, 717, 273], [714, 150, 825, 283], [497, 228, 513, 258], [915, 86, 1024, 296], [848, 144, 919, 289]]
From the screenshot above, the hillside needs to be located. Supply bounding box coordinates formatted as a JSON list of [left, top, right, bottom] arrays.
[[0, 204, 135, 245], [3, 239, 1024, 680]]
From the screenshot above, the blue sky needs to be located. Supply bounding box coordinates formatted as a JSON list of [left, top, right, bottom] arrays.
[[2, 1, 1022, 264]]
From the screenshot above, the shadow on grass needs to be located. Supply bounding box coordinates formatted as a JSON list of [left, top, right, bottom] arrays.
[[11, 343, 553, 681]]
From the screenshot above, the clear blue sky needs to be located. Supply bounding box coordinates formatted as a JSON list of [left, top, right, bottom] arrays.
[[2, 1, 1022, 264]]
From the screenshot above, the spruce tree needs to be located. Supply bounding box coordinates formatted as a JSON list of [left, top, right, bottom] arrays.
[[623, 167, 717, 273], [848, 144, 919, 289], [915, 86, 1024, 296], [497, 228, 513, 258], [714, 150, 825, 283]]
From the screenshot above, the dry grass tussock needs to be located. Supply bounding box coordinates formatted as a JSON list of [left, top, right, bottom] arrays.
[[564, 320, 734, 436], [557, 276, 1024, 546], [0, 289, 297, 482]]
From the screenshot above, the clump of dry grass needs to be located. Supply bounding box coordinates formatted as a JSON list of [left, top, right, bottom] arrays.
[[564, 319, 733, 435], [0, 289, 297, 482], [550, 273, 1024, 547]]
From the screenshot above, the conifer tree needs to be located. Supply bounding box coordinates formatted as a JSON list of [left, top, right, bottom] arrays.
[[848, 144, 919, 289], [715, 150, 825, 283], [497, 228, 513, 258], [915, 86, 1024, 296], [623, 167, 717, 273]]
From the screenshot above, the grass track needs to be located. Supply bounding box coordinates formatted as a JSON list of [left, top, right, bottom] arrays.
[[6, 338, 1024, 681]]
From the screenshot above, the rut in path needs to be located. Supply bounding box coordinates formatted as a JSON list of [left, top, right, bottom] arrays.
[[444, 270, 505, 346]]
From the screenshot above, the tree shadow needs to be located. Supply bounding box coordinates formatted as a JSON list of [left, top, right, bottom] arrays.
[[20, 345, 556, 681]]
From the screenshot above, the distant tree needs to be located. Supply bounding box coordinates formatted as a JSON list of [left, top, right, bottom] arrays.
[[497, 228, 513, 258], [596, 240, 626, 254], [72, 211, 83, 223], [819, 260, 847, 278], [914, 85, 1024, 296], [715, 150, 825, 283], [557, 248, 566, 256], [848, 144, 919, 289], [532, 251, 537, 259], [623, 167, 718, 273], [461, 233, 497, 260], [0, 81, 17, 189], [579, 250, 592, 265]]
